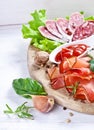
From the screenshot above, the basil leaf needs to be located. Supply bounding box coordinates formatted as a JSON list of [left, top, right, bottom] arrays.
[[89, 59, 94, 72], [12, 78, 47, 98]]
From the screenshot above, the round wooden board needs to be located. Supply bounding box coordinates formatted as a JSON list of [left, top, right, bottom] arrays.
[[27, 45, 94, 114]]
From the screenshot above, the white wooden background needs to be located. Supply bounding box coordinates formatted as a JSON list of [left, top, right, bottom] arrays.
[[0, 0, 94, 25]]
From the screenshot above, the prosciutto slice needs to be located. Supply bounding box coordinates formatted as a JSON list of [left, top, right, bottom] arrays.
[[46, 20, 62, 38], [74, 79, 94, 102], [56, 18, 69, 34], [38, 12, 94, 43], [39, 26, 63, 42], [39, 26, 69, 43]]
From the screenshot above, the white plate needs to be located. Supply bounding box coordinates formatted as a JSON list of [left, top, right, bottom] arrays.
[[49, 35, 94, 64]]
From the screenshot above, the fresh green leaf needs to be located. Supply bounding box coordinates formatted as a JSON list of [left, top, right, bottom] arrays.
[[33, 38, 61, 53], [28, 9, 46, 30], [80, 11, 84, 15], [12, 78, 47, 98], [89, 59, 94, 72], [4, 102, 34, 120], [85, 16, 94, 21], [65, 16, 70, 20], [21, 9, 61, 52]]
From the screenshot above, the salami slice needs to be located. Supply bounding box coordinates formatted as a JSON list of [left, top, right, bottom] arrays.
[[72, 21, 94, 41], [46, 20, 62, 39], [56, 18, 69, 34], [38, 26, 64, 42], [69, 12, 84, 32]]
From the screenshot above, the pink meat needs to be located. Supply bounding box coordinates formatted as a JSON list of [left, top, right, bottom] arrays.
[[56, 18, 69, 34], [72, 21, 94, 41], [69, 12, 84, 32], [39, 26, 70, 43], [46, 20, 62, 39], [38, 26, 63, 42]]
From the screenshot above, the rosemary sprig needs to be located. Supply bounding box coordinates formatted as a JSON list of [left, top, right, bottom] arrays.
[[4, 102, 34, 120]]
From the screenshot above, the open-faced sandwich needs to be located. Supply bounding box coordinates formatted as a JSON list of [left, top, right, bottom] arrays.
[[21, 10, 94, 114]]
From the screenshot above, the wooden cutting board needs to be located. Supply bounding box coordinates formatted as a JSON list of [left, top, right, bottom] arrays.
[[27, 45, 94, 114]]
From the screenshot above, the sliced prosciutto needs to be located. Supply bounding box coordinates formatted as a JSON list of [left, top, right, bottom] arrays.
[[38, 12, 94, 43], [38, 26, 63, 42], [74, 79, 94, 102], [46, 20, 62, 38], [39, 26, 69, 43], [69, 12, 84, 32], [72, 21, 94, 41], [56, 18, 71, 35]]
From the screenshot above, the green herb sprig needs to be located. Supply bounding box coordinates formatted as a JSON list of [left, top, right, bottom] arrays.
[[4, 102, 34, 119]]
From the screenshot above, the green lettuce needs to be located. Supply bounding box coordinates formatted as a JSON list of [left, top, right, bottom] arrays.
[[22, 9, 61, 52]]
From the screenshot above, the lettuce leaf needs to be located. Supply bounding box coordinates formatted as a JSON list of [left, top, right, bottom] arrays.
[[22, 9, 61, 52]]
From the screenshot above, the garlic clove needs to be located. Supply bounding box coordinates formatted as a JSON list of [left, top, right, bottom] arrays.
[[32, 95, 55, 113]]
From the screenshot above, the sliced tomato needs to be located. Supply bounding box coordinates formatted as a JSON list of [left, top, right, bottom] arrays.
[[51, 76, 65, 90]]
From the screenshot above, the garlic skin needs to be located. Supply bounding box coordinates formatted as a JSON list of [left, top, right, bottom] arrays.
[[32, 95, 55, 113]]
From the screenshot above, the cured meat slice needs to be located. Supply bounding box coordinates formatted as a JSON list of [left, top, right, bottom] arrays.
[[46, 20, 62, 39], [72, 21, 94, 41], [38, 26, 63, 42], [56, 18, 72, 42], [74, 79, 94, 102], [56, 18, 69, 34], [39, 26, 69, 43], [69, 12, 84, 32]]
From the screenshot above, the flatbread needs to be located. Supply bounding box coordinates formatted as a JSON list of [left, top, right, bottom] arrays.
[[27, 45, 94, 114]]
